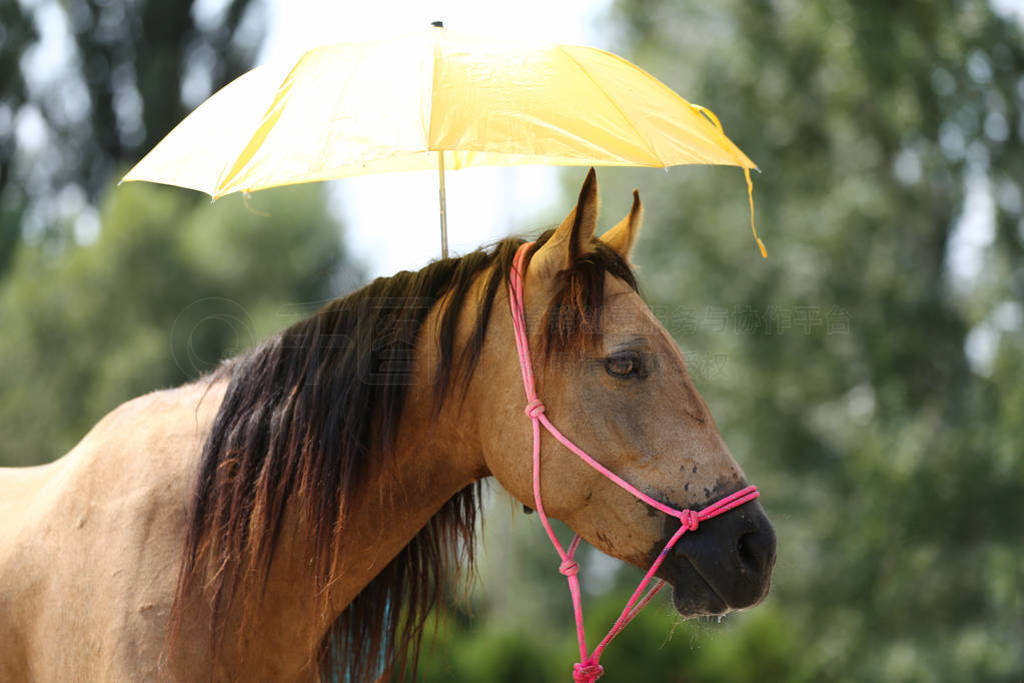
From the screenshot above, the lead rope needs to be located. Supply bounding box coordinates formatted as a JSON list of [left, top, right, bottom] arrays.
[[508, 243, 759, 682]]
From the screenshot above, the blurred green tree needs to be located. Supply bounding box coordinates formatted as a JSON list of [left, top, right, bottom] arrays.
[[0, 182, 361, 466], [0, 2, 37, 277], [0, 0, 263, 277]]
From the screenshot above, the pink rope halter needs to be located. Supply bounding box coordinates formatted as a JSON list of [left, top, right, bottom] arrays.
[[507, 242, 759, 682]]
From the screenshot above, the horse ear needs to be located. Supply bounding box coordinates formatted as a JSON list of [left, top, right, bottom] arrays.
[[532, 168, 600, 278], [600, 190, 643, 261]]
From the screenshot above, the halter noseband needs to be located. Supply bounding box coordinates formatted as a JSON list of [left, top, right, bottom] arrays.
[[507, 242, 759, 682]]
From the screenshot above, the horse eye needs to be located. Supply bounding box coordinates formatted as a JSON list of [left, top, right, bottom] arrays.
[[605, 351, 642, 379]]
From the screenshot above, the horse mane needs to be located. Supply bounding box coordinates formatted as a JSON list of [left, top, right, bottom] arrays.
[[169, 230, 637, 681]]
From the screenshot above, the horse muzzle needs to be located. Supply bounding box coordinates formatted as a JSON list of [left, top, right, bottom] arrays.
[[657, 498, 776, 616]]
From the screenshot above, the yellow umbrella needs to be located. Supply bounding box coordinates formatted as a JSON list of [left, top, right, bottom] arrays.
[[122, 23, 765, 257]]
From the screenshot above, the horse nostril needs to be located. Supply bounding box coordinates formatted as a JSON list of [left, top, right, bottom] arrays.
[[737, 526, 775, 576], [737, 532, 758, 572]]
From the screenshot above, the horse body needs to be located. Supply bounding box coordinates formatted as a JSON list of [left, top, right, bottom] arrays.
[[0, 171, 776, 681], [0, 384, 218, 680], [0, 364, 484, 680]]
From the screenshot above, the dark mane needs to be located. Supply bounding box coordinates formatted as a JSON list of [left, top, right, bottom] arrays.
[[169, 231, 637, 680]]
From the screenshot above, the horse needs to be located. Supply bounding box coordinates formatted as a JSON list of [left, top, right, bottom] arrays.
[[0, 170, 776, 681]]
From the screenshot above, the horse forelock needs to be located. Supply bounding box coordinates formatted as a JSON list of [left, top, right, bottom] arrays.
[[170, 230, 637, 680]]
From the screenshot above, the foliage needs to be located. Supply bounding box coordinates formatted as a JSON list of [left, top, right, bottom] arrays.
[[0, 182, 358, 466], [0, 0, 263, 279], [0, 1, 352, 470]]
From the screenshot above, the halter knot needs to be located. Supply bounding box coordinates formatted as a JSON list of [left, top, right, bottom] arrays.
[[572, 662, 605, 682], [678, 509, 700, 532], [558, 558, 580, 576], [524, 399, 546, 419]]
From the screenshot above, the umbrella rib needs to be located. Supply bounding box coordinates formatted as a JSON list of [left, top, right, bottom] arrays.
[[212, 73, 296, 197], [557, 47, 665, 167], [215, 47, 369, 197]]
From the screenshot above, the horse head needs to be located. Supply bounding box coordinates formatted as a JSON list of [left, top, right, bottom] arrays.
[[477, 170, 776, 617]]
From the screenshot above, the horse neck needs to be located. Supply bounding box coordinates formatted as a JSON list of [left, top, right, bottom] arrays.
[[221, 273, 494, 677]]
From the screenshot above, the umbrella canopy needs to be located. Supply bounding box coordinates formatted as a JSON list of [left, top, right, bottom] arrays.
[[122, 25, 764, 256]]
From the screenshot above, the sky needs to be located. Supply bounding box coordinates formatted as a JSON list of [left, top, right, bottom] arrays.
[[258, 0, 615, 278]]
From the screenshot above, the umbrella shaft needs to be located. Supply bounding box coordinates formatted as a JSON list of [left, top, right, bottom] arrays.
[[438, 151, 448, 259]]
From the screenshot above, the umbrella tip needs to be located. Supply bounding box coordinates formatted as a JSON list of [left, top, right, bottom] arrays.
[[431, 20, 444, 28]]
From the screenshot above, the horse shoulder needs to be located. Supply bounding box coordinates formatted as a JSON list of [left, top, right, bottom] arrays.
[[0, 379, 227, 682]]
